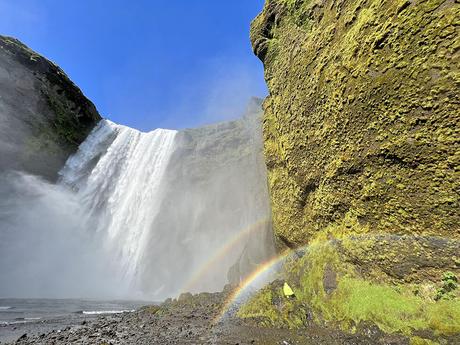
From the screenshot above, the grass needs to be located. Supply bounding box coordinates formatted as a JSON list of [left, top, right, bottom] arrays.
[[238, 240, 460, 338], [329, 277, 460, 335]]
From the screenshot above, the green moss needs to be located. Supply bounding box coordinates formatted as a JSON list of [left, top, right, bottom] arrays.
[[239, 241, 460, 338], [238, 287, 282, 326], [46, 93, 89, 145], [435, 272, 458, 301], [238, 286, 307, 328], [310, 212, 370, 244], [252, 0, 460, 248], [328, 278, 460, 335], [142, 305, 161, 314], [249, 0, 459, 339], [410, 337, 439, 345]]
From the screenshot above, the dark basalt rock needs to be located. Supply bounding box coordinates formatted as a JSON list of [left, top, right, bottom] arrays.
[[0, 35, 101, 181], [322, 263, 337, 294]]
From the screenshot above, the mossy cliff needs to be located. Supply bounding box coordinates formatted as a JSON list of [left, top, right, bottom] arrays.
[[239, 236, 460, 343], [0, 36, 101, 180], [250, 0, 459, 246], [238, 212, 460, 343], [243, 0, 460, 342]]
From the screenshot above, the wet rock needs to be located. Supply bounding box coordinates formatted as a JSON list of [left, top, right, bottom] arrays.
[[16, 333, 27, 341], [322, 263, 337, 294]]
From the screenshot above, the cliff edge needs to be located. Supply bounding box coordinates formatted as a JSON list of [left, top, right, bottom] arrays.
[[243, 0, 460, 343], [0, 36, 101, 180], [251, 0, 459, 246]]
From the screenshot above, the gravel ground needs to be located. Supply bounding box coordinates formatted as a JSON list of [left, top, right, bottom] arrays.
[[2, 291, 407, 345]]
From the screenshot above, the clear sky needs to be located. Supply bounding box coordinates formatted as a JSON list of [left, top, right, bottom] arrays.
[[0, 0, 267, 131]]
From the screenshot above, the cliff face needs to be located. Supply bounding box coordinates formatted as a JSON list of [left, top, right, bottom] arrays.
[[244, 0, 460, 341], [0, 36, 101, 180], [250, 0, 459, 247]]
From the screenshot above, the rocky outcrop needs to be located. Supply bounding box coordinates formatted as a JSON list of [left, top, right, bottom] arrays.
[[245, 0, 460, 342], [251, 0, 459, 247], [0, 36, 101, 180], [239, 235, 460, 344]]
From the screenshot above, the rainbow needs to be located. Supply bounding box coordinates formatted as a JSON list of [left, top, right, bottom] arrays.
[[180, 218, 271, 294], [213, 248, 293, 324]]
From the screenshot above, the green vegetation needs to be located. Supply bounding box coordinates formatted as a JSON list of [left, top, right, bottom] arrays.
[[329, 278, 460, 335], [251, 0, 460, 247], [410, 337, 439, 345], [434, 272, 458, 301], [46, 92, 91, 145], [141, 305, 161, 314], [239, 240, 460, 340], [248, 0, 459, 340]]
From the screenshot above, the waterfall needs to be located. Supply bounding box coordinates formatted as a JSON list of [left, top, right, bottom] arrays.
[[0, 104, 274, 300], [59, 120, 177, 288]]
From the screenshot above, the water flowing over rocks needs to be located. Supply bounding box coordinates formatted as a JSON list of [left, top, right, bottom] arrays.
[[53, 99, 275, 300], [1, 0, 459, 341], [0, 36, 275, 301], [0, 71, 275, 301]]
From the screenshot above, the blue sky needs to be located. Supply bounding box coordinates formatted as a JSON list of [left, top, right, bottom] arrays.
[[0, 0, 267, 131]]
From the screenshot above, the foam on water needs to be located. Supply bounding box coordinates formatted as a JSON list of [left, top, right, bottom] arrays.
[[81, 310, 134, 315]]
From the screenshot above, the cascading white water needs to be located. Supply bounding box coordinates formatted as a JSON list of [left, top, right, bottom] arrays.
[[60, 120, 177, 288], [0, 102, 274, 300]]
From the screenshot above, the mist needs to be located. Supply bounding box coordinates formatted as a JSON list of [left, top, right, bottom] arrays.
[[0, 102, 274, 300], [0, 172, 123, 299]]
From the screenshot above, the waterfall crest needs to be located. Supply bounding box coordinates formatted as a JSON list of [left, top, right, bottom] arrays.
[[60, 120, 177, 288], [0, 103, 274, 300]]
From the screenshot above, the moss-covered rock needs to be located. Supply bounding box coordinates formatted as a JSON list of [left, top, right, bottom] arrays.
[[0, 36, 101, 180], [251, 0, 459, 247], [238, 235, 460, 343], [247, 0, 460, 340]]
